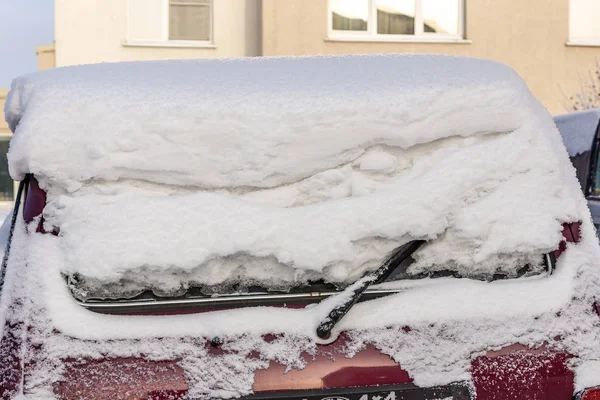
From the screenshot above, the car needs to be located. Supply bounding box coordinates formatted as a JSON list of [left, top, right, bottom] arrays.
[[1, 54, 600, 400], [554, 109, 600, 236]]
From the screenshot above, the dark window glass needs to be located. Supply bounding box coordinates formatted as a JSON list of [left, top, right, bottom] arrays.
[[377, 0, 415, 34], [0, 138, 13, 202], [169, 0, 212, 41], [331, 0, 369, 31], [595, 153, 600, 195]]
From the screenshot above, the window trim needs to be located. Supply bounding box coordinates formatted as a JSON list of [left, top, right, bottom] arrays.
[[74, 288, 403, 314], [0, 133, 15, 204], [587, 119, 600, 199], [327, 0, 465, 42], [568, 0, 600, 47], [566, 39, 600, 48], [122, 40, 217, 49], [125, 0, 214, 47]]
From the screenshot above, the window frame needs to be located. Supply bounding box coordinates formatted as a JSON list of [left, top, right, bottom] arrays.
[[327, 0, 466, 43], [0, 134, 16, 207], [586, 119, 600, 198], [126, 0, 214, 47], [568, 0, 600, 46]]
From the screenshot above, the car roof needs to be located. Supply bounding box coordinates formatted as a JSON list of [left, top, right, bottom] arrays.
[[554, 109, 600, 157]]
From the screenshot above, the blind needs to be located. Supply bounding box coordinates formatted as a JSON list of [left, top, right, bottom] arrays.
[[169, 0, 212, 41]]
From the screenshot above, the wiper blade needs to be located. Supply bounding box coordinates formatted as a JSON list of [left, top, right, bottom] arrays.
[[316, 240, 424, 339], [0, 176, 28, 297]]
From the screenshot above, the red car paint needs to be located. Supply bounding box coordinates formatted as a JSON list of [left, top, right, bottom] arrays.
[[22, 176, 46, 225], [554, 221, 581, 259], [53, 358, 189, 400], [0, 177, 584, 399], [0, 324, 22, 399], [581, 388, 600, 399], [472, 345, 574, 400]]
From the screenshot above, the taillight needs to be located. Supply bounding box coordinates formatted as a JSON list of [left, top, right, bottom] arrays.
[[22, 175, 45, 224], [578, 388, 600, 399], [22, 175, 47, 233], [554, 221, 582, 259]]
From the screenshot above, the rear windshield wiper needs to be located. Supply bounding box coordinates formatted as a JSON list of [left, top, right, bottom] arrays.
[[316, 240, 424, 339], [0, 176, 28, 297]]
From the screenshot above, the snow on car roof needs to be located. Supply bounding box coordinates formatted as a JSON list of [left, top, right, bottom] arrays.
[[3, 54, 585, 295], [6, 54, 530, 190], [554, 109, 600, 157]]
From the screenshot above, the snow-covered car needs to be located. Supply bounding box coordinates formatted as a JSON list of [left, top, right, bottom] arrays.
[[1, 54, 600, 400], [554, 110, 600, 236]]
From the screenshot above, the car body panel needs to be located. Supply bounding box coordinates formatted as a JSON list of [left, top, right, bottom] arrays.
[[2, 328, 574, 400], [0, 324, 22, 399], [472, 346, 574, 400]]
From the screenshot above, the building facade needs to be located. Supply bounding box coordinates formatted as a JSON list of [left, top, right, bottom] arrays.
[[52, 0, 261, 67], [34, 0, 600, 115], [36, 44, 56, 70]]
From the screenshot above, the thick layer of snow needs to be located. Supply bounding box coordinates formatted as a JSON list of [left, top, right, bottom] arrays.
[[554, 109, 600, 157], [5, 55, 529, 191], [5, 54, 583, 297], [2, 54, 600, 398], [53, 128, 576, 298]]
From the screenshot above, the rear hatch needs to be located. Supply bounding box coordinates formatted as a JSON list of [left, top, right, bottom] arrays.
[[15, 174, 579, 400], [1, 55, 591, 399]]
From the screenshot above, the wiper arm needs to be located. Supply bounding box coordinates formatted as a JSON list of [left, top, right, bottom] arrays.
[[0, 176, 28, 297], [316, 240, 424, 339]]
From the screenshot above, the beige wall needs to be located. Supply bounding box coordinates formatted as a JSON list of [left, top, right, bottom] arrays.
[[0, 90, 10, 135], [54, 0, 261, 67], [262, 0, 600, 115], [36, 44, 56, 70]]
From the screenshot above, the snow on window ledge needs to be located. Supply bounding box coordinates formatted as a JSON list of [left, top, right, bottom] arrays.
[[325, 35, 472, 44], [122, 40, 216, 49]]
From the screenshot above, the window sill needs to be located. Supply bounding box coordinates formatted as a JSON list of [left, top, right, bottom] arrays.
[[565, 40, 600, 47], [122, 40, 216, 49], [325, 36, 471, 44]]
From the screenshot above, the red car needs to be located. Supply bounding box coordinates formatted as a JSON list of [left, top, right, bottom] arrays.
[[1, 54, 599, 400]]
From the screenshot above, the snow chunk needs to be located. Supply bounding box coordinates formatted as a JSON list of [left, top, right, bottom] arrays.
[[358, 149, 397, 173], [575, 361, 600, 392]]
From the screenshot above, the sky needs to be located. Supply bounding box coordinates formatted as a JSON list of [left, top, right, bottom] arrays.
[[0, 0, 54, 88]]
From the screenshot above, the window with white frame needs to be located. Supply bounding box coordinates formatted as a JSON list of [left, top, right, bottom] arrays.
[[128, 0, 213, 44], [329, 0, 463, 39], [569, 0, 600, 44]]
